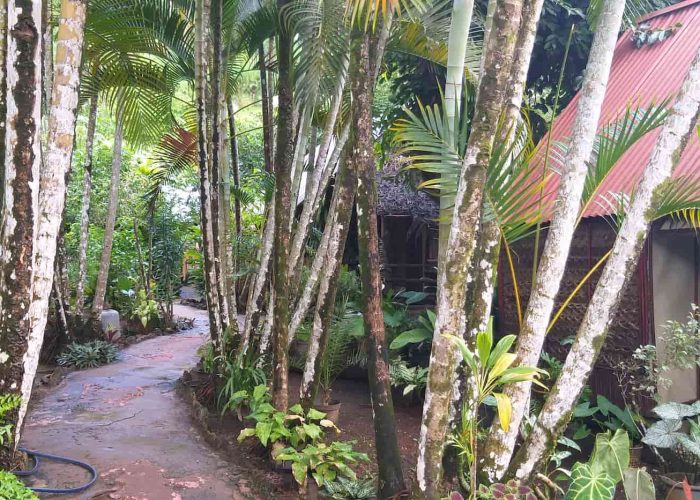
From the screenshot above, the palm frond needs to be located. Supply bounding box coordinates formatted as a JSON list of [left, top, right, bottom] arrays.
[[388, 0, 482, 83], [653, 175, 700, 228], [392, 95, 547, 244], [145, 127, 198, 205]]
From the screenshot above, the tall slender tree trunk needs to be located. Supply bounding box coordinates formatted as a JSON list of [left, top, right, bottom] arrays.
[[240, 205, 274, 356], [439, 0, 474, 258], [0, 0, 43, 467], [228, 99, 242, 236], [480, 0, 627, 480], [415, 0, 526, 495], [220, 102, 237, 333], [299, 149, 354, 407], [353, 30, 406, 498], [75, 93, 98, 317], [270, 0, 295, 410], [40, 0, 51, 116], [195, 0, 223, 346], [0, 0, 85, 464], [0, 0, 7, 213], [287, 55, 349, 284], [259, 44, 273, 175], [210, 0, 232, 334], [509, 45, 700, 480], [91, 109, 123, 320]]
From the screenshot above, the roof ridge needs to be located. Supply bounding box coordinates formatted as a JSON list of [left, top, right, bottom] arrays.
[[637, 0, 700, 24]]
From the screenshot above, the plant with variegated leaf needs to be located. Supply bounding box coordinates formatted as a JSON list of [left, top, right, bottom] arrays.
[[444, 321, 547, 498], [275, 441, 369, 491], [642, 401, 700, 475]]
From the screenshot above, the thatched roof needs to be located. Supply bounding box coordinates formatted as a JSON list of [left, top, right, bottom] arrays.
[[376, 156, 439, 220]]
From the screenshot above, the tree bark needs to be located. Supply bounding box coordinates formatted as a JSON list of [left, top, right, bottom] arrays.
[[0, 0, 7, 213], [299, 150, 354, 407], [508, 44, 700, 481], [259, 44, 273, 175], [240, 205, 274, 356], [415, 0, 525, 495], [287, 55, 349, 284], [91, 108, 123, 320], [75, 93, 98, 317], [0, 0, 43, 467], [227, 99, 242, 236], [271, 0, 295, 410], [353, 31, 406, 498], [195, 0, 223, 347], [439, 0, 474, 259], [479, 0, 627, 480]]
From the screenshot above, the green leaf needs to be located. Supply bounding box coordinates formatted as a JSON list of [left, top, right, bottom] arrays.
[[589, 430, 630, 483], [256, 421, 273, 447], [306, 408, 327, 421], [642, 419, 682, 448], [288, 403, 304, 415], [565, 463, 616, 500], [443, 334, 477, 375], [237, 428, 256, 443], [253, 385, 268, 401], [476, 330, 493, 366], [487, 335, 516, 370], [390, 329, 432, 350], [622, 468, 655, 500], [292, 462, 308, 486]]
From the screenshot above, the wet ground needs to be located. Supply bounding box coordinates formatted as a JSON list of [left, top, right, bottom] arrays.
[[21, 304, 256, 500]]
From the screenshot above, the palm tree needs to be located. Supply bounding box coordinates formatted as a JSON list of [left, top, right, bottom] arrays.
[[0, 0, 86, 467]]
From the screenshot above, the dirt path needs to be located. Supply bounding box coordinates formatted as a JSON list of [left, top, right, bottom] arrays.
[[21, 304, 255, 500]]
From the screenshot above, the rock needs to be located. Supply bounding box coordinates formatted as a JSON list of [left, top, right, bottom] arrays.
[[101, 309, 121, 340]]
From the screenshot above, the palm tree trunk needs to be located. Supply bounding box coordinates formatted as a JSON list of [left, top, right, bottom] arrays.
[[353, 30, 406, 498], [0, 0, 43, 467], [0, 0, 7, 213], [271, 0, 295, 410], [299, 149, 354, 407], [439, 0, 474, 258], [479, 0, 627, 480], [228, 99, 242, 236], [240, 205, 274, 356], [287, 55, 349, 285], [415, 0, 526, 495], [91, 109, 124, 320], [509, 45, 700, 481], [0, 0, 85, 465], [259, 44, 273, 175], [220, 102, 237, 333], [75, 93, 98, 317], [195, 0, 223, 346]]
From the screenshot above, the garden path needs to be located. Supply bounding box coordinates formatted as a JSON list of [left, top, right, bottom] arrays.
[[21, 304, 256, 500]]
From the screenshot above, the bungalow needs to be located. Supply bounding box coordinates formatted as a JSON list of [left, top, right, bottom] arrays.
[[497, 0, 700, 404]]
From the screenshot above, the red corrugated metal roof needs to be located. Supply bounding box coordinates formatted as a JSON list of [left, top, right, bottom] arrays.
[[537, 0, 700, 219]]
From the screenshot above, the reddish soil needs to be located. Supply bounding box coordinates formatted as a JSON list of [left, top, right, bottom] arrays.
[[183, 367, 424, 498]]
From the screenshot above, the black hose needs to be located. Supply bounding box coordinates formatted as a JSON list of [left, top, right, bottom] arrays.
[[13, 448, 97, 495]]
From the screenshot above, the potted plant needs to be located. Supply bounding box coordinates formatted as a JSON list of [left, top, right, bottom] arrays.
[[316, 319, 360, 423], [389, 357, 427, 406], [642, 401, 700, 499]]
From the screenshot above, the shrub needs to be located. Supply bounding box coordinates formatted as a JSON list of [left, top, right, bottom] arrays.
[[323, 476, 375, 499], [57, 340, 119, 369], [0, 394, 20, 446], [0, 471, 37, 500]]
